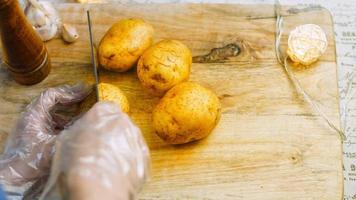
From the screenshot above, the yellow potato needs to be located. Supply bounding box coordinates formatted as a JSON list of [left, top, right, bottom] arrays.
[[80, 83, 130, 113], [152, 82, 221, 144], [98, 18, 154, 72], [98, 83, 130, 113], [137, 39, 192, 96]]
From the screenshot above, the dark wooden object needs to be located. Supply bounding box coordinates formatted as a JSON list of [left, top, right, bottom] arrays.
[[0, 0, 50, 85]]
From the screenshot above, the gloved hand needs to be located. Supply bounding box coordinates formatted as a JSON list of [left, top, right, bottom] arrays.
[[40, 102, 150, 200], [0, 84, 92, 199]]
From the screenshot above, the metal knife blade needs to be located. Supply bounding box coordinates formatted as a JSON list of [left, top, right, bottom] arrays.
[[87, 10, 100, 102]]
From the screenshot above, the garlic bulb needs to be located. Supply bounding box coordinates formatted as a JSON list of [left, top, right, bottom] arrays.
[[25, 0, 61, 41], [62, 24, 79, 43], [22, 0, 79, 43]]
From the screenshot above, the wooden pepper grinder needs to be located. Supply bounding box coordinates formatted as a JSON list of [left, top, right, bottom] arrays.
[[0, 0, 51, 85]]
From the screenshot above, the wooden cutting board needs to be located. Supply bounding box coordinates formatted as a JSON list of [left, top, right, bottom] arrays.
[[0, 3, 343, 200]]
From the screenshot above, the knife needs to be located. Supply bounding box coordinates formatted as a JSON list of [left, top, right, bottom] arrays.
[[87, 10, 100, 102]]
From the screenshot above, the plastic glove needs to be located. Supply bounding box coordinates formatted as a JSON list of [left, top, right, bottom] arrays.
[[0, 84, 92, 199], [40, 102, 150, 200]]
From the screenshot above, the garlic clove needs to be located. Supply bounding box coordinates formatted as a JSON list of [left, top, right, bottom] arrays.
[[37, 23, 58, 41], [27, 6, 48, 27], [62, 23, 79, 43], [34, 11, 47, 27]]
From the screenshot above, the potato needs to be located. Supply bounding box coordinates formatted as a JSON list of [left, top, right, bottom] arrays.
[[80, 83, 130, 113], [137, 39, 192, 96], [98, 18, 154, 72], [152, 82, 221, 144]]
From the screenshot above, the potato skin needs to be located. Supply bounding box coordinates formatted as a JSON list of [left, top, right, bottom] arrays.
[[98, 83, 130, 113], [137, 40, 192, 96], [152, 82, 221, 144], [98, 18, 154, 72], [80, 83, 130, 113]]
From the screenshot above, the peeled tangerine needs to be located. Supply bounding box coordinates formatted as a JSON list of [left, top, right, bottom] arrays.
[[287, 24, 328, 66], [152, 82, 221, 144], [80, 83, 129, 113], [98, 18, 154, 72], [137, 40, 192, 96]]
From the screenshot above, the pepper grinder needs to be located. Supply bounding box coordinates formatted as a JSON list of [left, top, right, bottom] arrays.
[[0, 0, 51, 85]]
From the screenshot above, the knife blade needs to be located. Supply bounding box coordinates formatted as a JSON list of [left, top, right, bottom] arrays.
[[87, 10, 100, 102]]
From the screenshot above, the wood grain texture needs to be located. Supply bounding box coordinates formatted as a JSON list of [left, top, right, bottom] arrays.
[[0, 4, 343, 199]]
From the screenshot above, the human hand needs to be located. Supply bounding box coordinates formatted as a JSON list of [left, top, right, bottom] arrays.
[[40, 102, 150, 200], [0, 84, 91, 198]]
